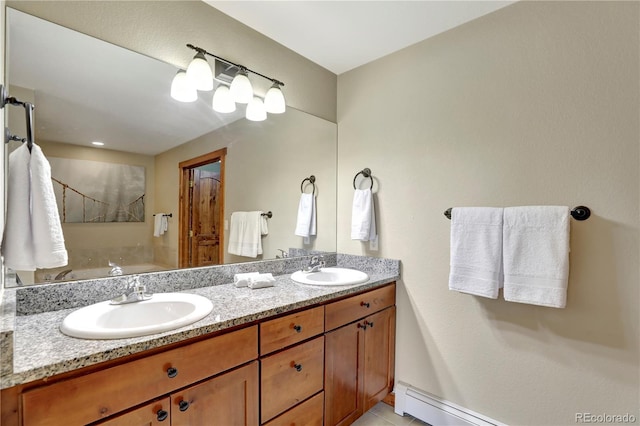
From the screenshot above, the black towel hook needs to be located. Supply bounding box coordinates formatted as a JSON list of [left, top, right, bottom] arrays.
[[353, 168, 373, 190], [300, 175, 316, 195]]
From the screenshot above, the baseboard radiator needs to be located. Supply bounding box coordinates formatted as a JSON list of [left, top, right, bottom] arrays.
[[394, 382, 506, 426]]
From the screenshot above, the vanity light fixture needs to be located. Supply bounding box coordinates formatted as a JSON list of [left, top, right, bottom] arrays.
[[170, 70, 197, 103], [212, 85, 236, 113], [172, 43, 286, 120], [186, 52, 214, 91], [246, 96, 267, 122]]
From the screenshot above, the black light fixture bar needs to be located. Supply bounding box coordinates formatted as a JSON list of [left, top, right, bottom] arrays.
[[186, 44, 285, 87]]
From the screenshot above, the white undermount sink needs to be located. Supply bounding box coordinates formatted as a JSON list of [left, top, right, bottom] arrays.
[[60, 292, 214, 340], [291, 267, 369, 286]]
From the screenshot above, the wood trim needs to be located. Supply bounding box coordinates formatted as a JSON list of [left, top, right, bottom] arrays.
[[178, 148, 227, 268], [383, 392, 395, 407]]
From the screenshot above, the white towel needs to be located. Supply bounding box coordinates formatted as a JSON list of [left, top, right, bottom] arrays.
[[295, 193, 316, 237], [30, 145, 68, 269], [228, 211, 266, 258], [503, 206, 570, 308], [2, 144, 68, 271], [448, 207, 503, 299], [234, 272, 260, 287], [248, 272, 276, 289], [351, 189, 376, 241], [153, 213, 168, 237], [2, 144, 36, 271]]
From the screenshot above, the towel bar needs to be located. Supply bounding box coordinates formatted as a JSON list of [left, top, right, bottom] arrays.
[[353, 168, 373, 190], [300, 175, 316, 195], [153, 213, 173, 217], [261, 211, 273, 218], [444, 206, 591, 221]]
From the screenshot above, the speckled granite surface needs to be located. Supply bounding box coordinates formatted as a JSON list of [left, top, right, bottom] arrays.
[[0, 254, 399, 389]]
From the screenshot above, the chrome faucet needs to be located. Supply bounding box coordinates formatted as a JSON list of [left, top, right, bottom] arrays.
[[110, 276, 152, 305], [303, 255, 325, 273]]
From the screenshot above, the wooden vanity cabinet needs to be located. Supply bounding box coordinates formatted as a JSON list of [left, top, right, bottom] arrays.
[[4, 282, 396, 426], [21, 326, 258, 426], [324, 285, 396, 426]]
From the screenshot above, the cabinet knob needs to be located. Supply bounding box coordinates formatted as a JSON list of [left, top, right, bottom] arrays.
[[156, 409, 169, 422], [179, 400, 190, 412], [360, 301, 370, 308], [365, 320, 374, 328], [293, 363, 303, 372], [293, 324, 302, 333], [357, 323, 367, 330], [167, 367, 178, 378]]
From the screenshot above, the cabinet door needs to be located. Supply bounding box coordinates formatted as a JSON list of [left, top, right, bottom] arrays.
[[363, 306, 396, 412], [171, 362, 259, 426], [324, 320, 365, 426], [96, 398, 170, 426]]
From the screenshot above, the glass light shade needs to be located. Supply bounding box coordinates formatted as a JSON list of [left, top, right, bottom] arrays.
[[246, 97, 267, 121], [186, 52, 213, 91], [212, 85, 236, 113], [230, 69, 253, 104], [264, 83, 286, 114], [170, 70, 197, 102]]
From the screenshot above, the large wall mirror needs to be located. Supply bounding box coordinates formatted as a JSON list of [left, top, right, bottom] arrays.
[[3, 8, 337, 287]]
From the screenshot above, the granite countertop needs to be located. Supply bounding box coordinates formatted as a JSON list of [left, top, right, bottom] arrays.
[[0, 254, 399, 389]]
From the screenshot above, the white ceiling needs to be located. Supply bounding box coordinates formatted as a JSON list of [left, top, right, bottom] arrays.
[[206, 1, 515, 75]]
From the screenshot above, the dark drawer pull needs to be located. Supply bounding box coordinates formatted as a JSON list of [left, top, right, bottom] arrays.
[[293, 324, 302, 333], [357, 322, 367, 330], [365, 320, 374, 328], [360, 301, 370, 308], [179, 400, 190, 412], [157, 409, 169, 422], [167, 367, 178, 378], [294, 363, 303, 372]]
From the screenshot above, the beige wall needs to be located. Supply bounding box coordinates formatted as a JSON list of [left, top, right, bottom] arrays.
[[154, 109, 337, 266], [337, 2, 639, 425], [6, 1, 337, 122]]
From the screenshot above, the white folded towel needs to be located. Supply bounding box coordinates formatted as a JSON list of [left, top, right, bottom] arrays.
[[228, 211, 266, 258], [448, 207, 504, 299], [503, 206, 570, 308], [295, 193, 316, 237], [248, 272, 276, 289], [2, 144, 68, 271], [234, 272, 260, 288], [351, 189, 376, 241], [153, 213, 168, 237], [2, 144, 36, 271]]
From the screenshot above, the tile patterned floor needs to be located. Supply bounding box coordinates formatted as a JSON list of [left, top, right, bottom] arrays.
[[352, 402, 430, 426]]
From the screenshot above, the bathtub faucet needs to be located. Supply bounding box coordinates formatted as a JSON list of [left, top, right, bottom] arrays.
[[108, 261, 123, 276]]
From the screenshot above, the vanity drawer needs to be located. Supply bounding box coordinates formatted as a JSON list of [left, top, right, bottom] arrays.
[[22, 326, 258, 426], [263, 391, 324, 426], [260, 336, 324, 423], [325, 283, 395, 331], [260, 306, 324, 355]]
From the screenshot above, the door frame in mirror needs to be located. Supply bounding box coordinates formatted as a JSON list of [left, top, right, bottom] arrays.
[[178, 148, 227, 268]]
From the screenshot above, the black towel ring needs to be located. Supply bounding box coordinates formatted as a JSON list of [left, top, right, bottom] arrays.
[[300, 175, 316, 195], [353, 168, 373, 190]]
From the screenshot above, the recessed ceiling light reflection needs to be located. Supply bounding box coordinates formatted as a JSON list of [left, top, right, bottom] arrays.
[[91, 141, 104, 146]]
